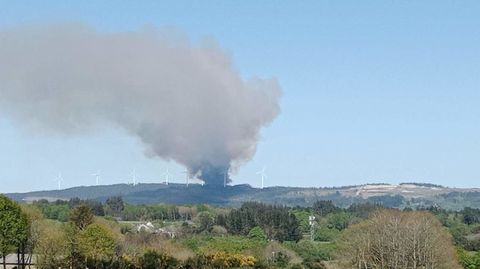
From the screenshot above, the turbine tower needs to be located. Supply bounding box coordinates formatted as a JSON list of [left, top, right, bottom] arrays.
[[131, 169, 137, 186], [182, 169, 189, 187], [55, 172, 63, 190], [256, 167, 266, 189], [92, 171, 100, 186], [162, 168, 170, 185], [223, 169, 229, 188]]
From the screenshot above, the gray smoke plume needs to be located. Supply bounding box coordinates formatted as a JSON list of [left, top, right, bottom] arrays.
[[0, 24, 281, 186]]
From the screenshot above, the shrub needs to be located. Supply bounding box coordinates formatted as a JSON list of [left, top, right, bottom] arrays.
[[211, 225, 228, 236], [284, 240, 335, 261], [248, 226, 266, 241], [314, 226, 340, 242], [140, 250, 178, 269]]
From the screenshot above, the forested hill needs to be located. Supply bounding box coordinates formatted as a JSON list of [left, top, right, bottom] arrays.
[[6, 182, 480, 210]]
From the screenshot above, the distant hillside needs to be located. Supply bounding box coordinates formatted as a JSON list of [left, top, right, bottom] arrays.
[[5, 182, 480, 210]]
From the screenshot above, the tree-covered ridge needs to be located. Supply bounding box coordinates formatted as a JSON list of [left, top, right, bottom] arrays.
[[8, 183, 480, 210]]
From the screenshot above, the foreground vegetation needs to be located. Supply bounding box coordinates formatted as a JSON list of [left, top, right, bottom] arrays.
[[2, 194, 480, 268]]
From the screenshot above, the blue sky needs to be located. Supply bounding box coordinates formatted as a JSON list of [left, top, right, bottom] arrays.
[[1, 1, 479, 192]]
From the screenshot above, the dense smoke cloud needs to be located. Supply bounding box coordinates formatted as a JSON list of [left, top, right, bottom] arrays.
[[0, 24, 281, 185]]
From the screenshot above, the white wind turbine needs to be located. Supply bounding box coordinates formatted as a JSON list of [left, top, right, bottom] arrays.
[[223, 169, 229, 188], [182, 169, 189, 187], [54, 172, 64, 190], [130, 169, 137, 186], [92, 171, 100, 186], [162, 168, 170, 185], [256, 167, 267, 189]]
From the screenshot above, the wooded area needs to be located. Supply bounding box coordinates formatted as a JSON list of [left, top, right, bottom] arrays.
[[2, 194, 480, 268]]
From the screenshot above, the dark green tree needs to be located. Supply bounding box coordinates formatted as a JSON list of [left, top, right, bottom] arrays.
[[0, 195, 29, 269], [227, 202, 301, 242], [105, 196, 124, 217], [312, 200, 339, 217], [462, 207, 480, 225]]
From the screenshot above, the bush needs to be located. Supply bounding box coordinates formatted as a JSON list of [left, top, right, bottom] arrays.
[[271, 251, 290, 268], [326, 212, 353, 230], [284, 240, 335, 261], [196, 211, 215, 233], [301, 258, 326, 269], [314, 226, 340, 242], [34, 203, 70, 222], [121, 224, 133, 234], [183, 252, 256, 269], [248, 226, 266, 241], [140, 250, 178, 269], [211, 225, 228, 236], [181, 235, 266, 255], [457, 248, 480, 269]]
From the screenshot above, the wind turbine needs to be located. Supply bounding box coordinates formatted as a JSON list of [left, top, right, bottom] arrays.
[[182, 169, 189, 187], [92, 171, 100, 186], [54, 172, 63, 190], [130, 169, 137, 186], [162, 168, 170, 185], [223, 169, 229, 188], [256, 167, 266, 189]]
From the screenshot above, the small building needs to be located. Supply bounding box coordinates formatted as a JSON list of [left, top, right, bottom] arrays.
[[135, 222, 176, 238]]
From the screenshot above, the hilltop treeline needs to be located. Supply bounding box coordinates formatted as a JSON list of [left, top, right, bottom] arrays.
[[9, 183, 480, 209]]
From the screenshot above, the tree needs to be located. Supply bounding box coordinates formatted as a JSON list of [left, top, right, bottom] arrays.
[[347, 202, 383, 218], [20, 206, 43, 267], [68, 197, 82, 208], [338, 209, 462, 269], [313, 200, 339, 217], [105, 196, 124, 217], [78, 223, 116, 266], [64, 223, 83, 268], [35, 221, 67, 269], [462, 207, 480, 225], [69, 204, 94, 230], [326, 212, 353, 230], [227, 202, 301, 242], [19, 205, 46, 268], [196, 211, 215, 232], [85, 200, 105, 216], [314, 226, 340, 242], [0, 195, 29, 269]]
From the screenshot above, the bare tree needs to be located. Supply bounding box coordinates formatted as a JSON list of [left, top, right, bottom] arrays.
[[337, 209, 461, 269]]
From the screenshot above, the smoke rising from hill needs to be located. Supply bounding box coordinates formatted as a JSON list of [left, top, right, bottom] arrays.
[[0, 24, 281, 185]]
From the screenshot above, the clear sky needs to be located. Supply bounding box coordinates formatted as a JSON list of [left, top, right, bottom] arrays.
[[1, 1, 479, 192]]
